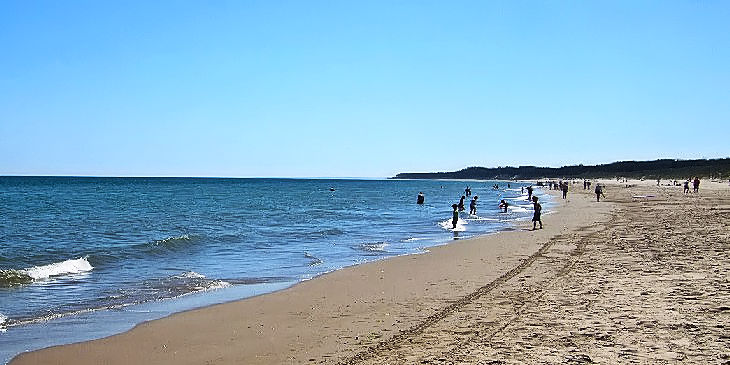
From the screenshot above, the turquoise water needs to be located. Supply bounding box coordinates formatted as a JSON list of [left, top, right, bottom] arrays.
[[0, 177, 549, 362]]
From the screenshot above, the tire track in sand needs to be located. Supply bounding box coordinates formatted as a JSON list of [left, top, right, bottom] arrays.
[[337, 230, 588, 365]]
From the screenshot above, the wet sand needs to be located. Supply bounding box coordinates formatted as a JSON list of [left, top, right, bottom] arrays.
[[11, 181, 729, 364]]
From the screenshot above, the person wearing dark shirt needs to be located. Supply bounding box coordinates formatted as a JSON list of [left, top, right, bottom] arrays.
[[532, 196, 542, 230], [499, 199, 509, 212], [417, 192, 425, 204], [458, 195, 466, 212], [595, 184, 604, 202], [451, 204, 459, 229], [526, 186, 533, 202], [469, 196, 478, 215]]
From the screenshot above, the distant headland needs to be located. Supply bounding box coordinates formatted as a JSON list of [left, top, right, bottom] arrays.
[[392, 158, 730, 180]]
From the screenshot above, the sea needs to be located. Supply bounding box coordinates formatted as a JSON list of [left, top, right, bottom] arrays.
[[0, 176, 551, 363]]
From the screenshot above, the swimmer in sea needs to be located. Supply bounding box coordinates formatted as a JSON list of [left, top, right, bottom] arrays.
[[469, 196, 478, 215], [458, 195, 466, 212], [417, 192, 425, 204]]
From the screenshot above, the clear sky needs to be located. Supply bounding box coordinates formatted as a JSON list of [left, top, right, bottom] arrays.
[[1, 1, 728, 177]]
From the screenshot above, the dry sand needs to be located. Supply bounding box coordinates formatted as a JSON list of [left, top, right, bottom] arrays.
[[11, 181, 730, 364]]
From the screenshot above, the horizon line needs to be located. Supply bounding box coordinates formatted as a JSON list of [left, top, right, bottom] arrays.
[[0, 174, 389, 180]]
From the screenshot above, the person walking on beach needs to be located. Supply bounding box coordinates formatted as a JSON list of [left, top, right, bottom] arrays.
[[458, 195, 466, 212], [417, 192, 425, 204], [561, 182, 568, 199], [499, 199, 509, 212], [693, 177, 700, 193], [595, 184, 604, 202], [526, 186, 533, 202], [532, 196, 542, 230], [451, 204, 459, 229], [684, 180, 690, 194], [469, 196, 478, 215]]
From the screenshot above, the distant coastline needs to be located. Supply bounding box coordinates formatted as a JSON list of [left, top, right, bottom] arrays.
[[392, 158, 730, 180]]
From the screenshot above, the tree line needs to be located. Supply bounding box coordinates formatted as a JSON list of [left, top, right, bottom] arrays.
[[392, 158, 730, 180]]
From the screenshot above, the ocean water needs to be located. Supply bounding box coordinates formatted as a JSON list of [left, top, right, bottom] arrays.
[[0, 177, 550, 362]]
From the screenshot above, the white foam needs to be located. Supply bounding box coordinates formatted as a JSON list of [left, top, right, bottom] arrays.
[[0, 313, 7, 332], [153, 234, 192, 245], [403, 237, 427, 242], [439, 218, 467, 232], [466, 216, 500, 221], [361, 242, 388, 252], [180, 271, 205, 279], [23, 257, 93, 280], [205, 281, 231, 291]]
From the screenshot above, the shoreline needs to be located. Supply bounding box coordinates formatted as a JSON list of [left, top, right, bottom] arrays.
[[10, 185, 603, 364], [0, 178, 540, 363]]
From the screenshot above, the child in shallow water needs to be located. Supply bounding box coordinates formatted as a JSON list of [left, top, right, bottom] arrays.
[[499, 199, 509, 212], [451, 204, 459, 229], [469, 196, 478, 215]]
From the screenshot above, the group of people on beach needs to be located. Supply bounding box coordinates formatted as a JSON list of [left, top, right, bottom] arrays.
[[683, 177, 701, 194], [548, 179, 605, 202], [451, 195, 482, 228], [418, 184, 540, 230], [547, 181, 570, 199], [418, 179, 611, 233]]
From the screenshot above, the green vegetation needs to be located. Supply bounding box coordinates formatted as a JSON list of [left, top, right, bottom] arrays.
[[392, 158, 730, 180]]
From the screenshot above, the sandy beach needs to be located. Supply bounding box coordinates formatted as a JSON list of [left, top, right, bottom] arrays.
[[11, 180, 730, 364]]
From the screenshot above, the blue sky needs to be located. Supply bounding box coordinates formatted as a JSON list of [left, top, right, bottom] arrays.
[[1, 1, 728, 177]]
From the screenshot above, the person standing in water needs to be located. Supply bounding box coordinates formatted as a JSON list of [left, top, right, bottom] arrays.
[[526, 186, 533, 202], [469, 196, 478, 215], [532, 196, 542, 230], [417, 192, 425, 204], [499, 199, 509, 212], [465, 186, 471, 197], [458, 195, 466, 212], [451, 204, 459, 229]]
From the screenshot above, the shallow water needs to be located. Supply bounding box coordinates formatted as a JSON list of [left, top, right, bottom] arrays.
[[0, 177, 550, 362]]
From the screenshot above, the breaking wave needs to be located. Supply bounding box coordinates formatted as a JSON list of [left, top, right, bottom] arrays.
[[359, 242, 389, 253], [0, 313, 7, 332], [304, 252, 323, 266], [0, 257, 93, 287]]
